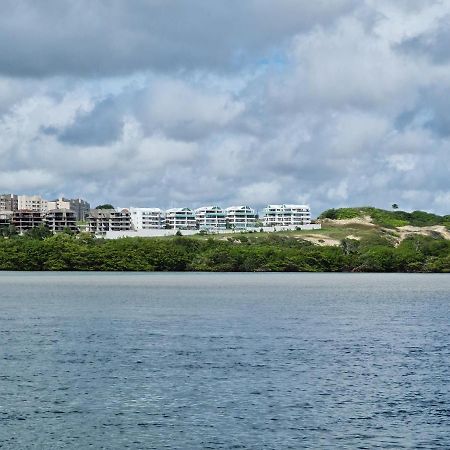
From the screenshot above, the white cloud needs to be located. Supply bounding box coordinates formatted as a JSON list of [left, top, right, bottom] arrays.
[[237, 181, 282, 206], [385, 154, 418, 172], [0, 1, 449, 215], [138, 78, 245, 139], [327, 180, 349, 201], [0, 169, 59, 192]]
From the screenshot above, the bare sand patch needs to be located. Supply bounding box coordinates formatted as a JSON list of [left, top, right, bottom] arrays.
[[320, 215, 375, 227], [395, 225, 450, 245]]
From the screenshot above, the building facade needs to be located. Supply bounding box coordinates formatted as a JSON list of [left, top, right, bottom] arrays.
[[18, 195, 49, 213], [12, 211, 44, 232], [225, 206, 257, 230], [45, 209, 78, 233], [195, 206, 227, 231], [47, 198, 71, 211], [87, 209, 132, 235], [165, 208, 197, 230], [0, 211, 13, 228], [0, 194, 18, 211], [66, 198, 91, 221], [263, 204, 311, 227], [129, 208, 165, 230]]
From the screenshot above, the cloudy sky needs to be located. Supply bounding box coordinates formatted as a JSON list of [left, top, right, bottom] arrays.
[[0, 0, 449, 215]]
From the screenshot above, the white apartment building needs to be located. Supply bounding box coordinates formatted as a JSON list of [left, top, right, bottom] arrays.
[[47, 198, 71, 211], [165, 208, 197, 230], [263, 204, 311, 227], [225, 206, 257, 230], [129, 207, 165, 230], [195, 206, 226, 231], [18, 195, 49, 212]]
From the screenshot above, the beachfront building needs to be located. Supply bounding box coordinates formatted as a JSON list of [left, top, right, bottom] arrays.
[[11, 210, 44, 232], [225, 206, 257, 230], [165, 208, 197, 230], [0, 194, 18, 211], [45, 209, 78, 233], [87, 209, 132, 235], [18, 195, 49, 213], [129, 207, 165, 230], [195, 206, 226, 231], [263, 204, 311, 227]]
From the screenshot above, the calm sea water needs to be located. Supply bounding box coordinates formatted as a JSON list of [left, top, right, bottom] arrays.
[[0, 273, 449, 449]]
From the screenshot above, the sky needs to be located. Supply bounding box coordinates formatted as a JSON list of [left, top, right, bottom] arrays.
[[0, 0, 449, 216]]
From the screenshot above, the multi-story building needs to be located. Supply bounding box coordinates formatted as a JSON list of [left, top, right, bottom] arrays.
[[0, 194, 18, 211], [195, 206, 226, 231], [263, 204, 311, 227], [165, 208, 197, 230], [18, 195, 49, 213], [47, 198, 71, 211], [45, 209, 78, 233], [12, 210, 44, 233], [47, 197, 91, 221], [0, 211, 13, 227], [225, 205, 257, 230], [87, 209, 132, 235], [67, 198, 91, 221], [129, 207, 165, 230]]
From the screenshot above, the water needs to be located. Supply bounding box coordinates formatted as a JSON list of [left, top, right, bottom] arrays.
[[0, 273, 449, 449]]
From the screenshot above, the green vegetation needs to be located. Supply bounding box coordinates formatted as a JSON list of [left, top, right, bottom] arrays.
[[320, 206, 450, 229], [95, 204, 115, 209], [0, 231, 448, 272], [0, 206, 448, 272]]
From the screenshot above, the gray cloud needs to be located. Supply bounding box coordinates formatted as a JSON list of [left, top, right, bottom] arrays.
[[0, 1, 449, 216], [399, 16, 450, 64], [0, 0, 356, 77], [55, 97, 124, 146], [398, 85, 450, 138]]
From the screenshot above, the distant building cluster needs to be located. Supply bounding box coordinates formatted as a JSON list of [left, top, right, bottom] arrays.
[[87, 204, 311, 235], [91, 204, 311, 235], [0, 193, 312, 235], [0, 194, 89, 234]]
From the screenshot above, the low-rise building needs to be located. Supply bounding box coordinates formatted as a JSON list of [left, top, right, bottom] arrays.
[[263, 204, 311, 227], [12, 210, 44, 232], [129, 207, 165, 230], [225, 205, 257, 230], [87, 209, 132, 235], [45, 209, 78, 233], [165, 208, 197, 230], [195, 206, 226, 231], [0, 194, 18, 211]]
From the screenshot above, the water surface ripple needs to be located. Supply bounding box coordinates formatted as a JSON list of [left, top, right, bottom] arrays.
[[0, 273, 449, 449]]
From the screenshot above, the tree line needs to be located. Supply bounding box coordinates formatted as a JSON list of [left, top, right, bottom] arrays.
[[0, 229, 448, 272]]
